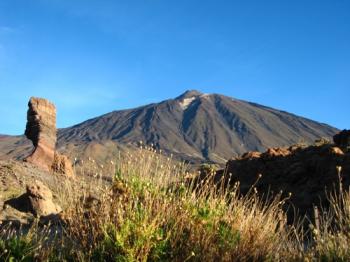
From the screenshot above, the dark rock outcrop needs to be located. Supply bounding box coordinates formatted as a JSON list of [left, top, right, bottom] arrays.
[[214, 136, 350, 220], [333, 130, 350, 148]]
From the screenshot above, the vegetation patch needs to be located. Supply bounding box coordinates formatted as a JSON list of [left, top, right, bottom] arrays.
[[1, 148, 350, 261]]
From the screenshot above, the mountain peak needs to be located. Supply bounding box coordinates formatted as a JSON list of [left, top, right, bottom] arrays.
[[176, 90, 202, 100]]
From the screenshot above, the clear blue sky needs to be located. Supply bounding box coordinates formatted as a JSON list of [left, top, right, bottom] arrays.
[[0, 0, 349, 135]]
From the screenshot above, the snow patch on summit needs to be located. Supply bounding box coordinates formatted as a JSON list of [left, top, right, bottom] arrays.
[[179, 97, 196, 110], [200, 93, 210, 99]]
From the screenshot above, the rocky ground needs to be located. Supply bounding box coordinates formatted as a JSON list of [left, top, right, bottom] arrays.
[[0, 97, 122, 229], [0, 160, 111, 228], [0, 160, 55, 225]]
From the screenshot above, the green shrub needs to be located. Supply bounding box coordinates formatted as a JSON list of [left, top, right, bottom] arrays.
[[0, 237, 36, 262]]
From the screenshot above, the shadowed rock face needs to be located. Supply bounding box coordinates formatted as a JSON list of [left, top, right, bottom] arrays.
[[334, 130, 350, 147], [25, 97, 57, 171], [212, 133, 350, 220]]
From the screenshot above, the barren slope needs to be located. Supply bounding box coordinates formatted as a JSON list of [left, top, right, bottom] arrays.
[[56, 90, 338, 163]]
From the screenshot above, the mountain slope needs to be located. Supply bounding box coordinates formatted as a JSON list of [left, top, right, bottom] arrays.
[[57, 90, 338, 163], [0, 135, 33, 160]]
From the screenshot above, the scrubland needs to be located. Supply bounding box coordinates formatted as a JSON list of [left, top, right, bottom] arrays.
[[1, 147, 350, 261]]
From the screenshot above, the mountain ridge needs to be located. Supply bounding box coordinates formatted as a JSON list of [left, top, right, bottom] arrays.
[[55, 90, 338, 163]]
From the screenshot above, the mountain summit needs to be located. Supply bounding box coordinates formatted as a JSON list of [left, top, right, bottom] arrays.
[[175, 89, 203, 99], [57, 91, 338, 163]]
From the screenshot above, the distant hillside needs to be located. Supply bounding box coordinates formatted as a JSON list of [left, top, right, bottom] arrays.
[[0, 135, 34, 160], [55, 90, 338, 163]]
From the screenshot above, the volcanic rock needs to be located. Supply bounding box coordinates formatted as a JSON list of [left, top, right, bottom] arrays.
[[241, 151, 262, 160], [25, 97, 57, 171], [330, 147, 344, 156], [51, 152, 74, 177], [23, 97, 74, 176], [26, 180, 61, 216], [262, 147, 291, 159], [4, 180, 61, 217], [333, 130, 350, 148], [214, 138, 350, 220]]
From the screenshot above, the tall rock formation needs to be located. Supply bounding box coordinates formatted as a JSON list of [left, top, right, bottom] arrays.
[[24, 97, 74, 177], [25, 97, 57, 171]]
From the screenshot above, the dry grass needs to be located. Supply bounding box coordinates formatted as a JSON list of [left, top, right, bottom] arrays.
[[304, 167, 350, 261], [59, 147, 301, 261], [1, 147, 349, 261]]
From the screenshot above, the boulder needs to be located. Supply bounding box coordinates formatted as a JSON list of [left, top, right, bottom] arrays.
[[4, 180, 61, 217], [26, 180, 62, 216], [25, 97, 57, 171]]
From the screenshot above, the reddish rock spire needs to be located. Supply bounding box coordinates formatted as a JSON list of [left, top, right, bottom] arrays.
[[24, 97, 74, 177], [25, 97, 57, 171]]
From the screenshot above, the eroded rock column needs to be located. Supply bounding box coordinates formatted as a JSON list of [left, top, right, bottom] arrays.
[[25, 97, 57, 171]]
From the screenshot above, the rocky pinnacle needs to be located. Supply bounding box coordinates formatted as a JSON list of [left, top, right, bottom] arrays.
[[25, 97, 57, 171]]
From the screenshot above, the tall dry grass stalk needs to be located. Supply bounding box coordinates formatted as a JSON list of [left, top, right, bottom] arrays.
[[306, 166, 350, 260]]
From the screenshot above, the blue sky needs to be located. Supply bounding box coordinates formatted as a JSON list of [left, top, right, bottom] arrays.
[[0, 0, 349, 135]]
